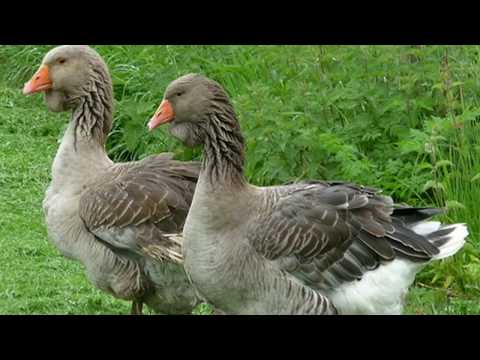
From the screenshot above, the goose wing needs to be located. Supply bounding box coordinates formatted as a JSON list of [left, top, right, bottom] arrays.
[[79, 153, 199, 262], [249, 181, 442, 290]]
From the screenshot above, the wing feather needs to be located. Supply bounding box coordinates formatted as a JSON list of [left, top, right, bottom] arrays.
[[79, 154, 199, 261], [248, 181, 441, 291]]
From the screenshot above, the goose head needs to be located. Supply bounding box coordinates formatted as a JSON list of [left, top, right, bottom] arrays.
[[23, 45, 110, 112], [148, 73, 237, 147]]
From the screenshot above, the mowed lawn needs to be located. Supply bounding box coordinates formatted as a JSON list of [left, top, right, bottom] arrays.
[[0, 45, 478, 314]]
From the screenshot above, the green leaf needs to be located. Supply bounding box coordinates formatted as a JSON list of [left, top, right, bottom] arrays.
[[443, 275, 454, 289], [471, 173, 480, 182], [417, 162, 433, 170], [423, 180, 445, 192], [446, 200, 466, 210], [434, 160, 453, 169]]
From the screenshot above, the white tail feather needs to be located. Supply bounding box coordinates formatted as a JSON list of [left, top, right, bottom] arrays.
[[411, 221, 468, 260], [410, 221, 442, 236], [432, 224, 468, 260]]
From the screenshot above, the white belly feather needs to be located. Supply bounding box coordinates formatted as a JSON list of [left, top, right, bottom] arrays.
[[328, 259, 421, 315]]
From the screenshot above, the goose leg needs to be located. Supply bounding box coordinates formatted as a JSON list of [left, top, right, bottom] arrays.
[[130, 301, 143, 315]]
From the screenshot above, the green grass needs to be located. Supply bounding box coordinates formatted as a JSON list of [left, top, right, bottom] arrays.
[[0, 45, 478, 315], [0, 85, 129, 314]]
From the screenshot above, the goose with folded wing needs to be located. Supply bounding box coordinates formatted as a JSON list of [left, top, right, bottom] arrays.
[[23, 46, 201, 314], [148, 73, 468, 315]]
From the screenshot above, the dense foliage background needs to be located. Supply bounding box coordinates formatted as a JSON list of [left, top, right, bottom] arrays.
[[0, 45, 478, 314]]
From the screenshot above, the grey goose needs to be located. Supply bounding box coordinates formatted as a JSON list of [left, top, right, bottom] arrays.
[[23, 46, 201, 314], [148, 73, 468, 315]]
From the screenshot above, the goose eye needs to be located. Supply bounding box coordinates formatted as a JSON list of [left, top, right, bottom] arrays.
[[176, 92, 183, 97], [58, 58, 67, 64]]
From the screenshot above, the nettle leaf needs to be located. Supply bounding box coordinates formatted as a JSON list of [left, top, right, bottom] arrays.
[[423, 180, 445, 192], [122, 118, 145, 153], [414, 99, 434, 112], [398, 140, 422, 155], [398, 129, 429, 155]]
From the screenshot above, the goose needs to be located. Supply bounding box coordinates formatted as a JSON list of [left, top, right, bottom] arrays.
[[148, 73, 469, 315], [23, 46, 201, 314]]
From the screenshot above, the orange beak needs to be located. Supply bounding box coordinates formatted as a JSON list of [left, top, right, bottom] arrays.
[[148, 99, 175, 131], [23, 65, 53, 95]]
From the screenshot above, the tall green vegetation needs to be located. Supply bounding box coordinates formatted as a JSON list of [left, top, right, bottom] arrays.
[[413, 49, 480, 296], [0, 45, 478, 312]]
